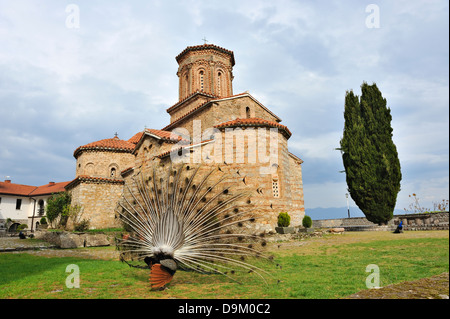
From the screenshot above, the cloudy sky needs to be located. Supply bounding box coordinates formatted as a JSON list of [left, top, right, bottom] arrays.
[[0, 0, 448, 214]]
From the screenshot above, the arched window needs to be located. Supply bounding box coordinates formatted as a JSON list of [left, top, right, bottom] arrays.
[[110, 167, 117, 178], [199, 70, 204, 91], [246, 106, 251, 118], [217, 71, 222, 96], [38, 200, 45, 216], [85, 162, 95, 175], [272, 169, 280, 198], [272, 177, 280, 198], [184, 74, 189, 97]]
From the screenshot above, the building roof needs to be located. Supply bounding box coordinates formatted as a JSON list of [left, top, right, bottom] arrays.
[[64, 175, 125, 190], [131, 128, 189, 155], [213, 92, 282, 122], [214, 117, 292, 138], [73, 136, 136, 158], [0, 181, 37, 196], [29, 182, 71, 196], [127, 129, 188, 147], [176, 43, 235, 66], [155, 139, 214, 159], [162, 92, 282, 131], [0, 180, 70, 197], [166, 90, 218, 114], [162, 100, 212, 131], [128, 131, 144, 144], [144, 128, 188, 142], [288, 152, 304, 164]]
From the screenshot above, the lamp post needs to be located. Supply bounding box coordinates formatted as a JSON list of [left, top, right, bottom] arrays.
[[346, 193, 350, 218]]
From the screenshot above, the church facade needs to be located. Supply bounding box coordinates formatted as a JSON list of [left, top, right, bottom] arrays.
[[65, 44, 305, 232]]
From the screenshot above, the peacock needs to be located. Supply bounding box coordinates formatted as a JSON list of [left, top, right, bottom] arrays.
[[115, 164, 278, 289]]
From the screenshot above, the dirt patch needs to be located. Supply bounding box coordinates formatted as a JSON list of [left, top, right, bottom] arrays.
[[345, 272, 449, 299]]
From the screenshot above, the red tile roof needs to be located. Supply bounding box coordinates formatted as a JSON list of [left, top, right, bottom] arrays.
[[0, 180, 70, 196], [213, 92, 281, 122], [162, 92, 282, 131], [0, 181, 38, 196], [128, 129, 187, 146], [145, 128, 187, 142], [176, 44, 235, 66], [29, 182, 71, 196], [120, 167, 134, 176], [128, 131, 144, 144], [166, 90, 218, 113], [162, 100, 212, 131], [155, 139, 214, 159], [74, 136, 136, 158], [64, 175, 125, 190], [75, 130, 187, 159], [214, 117, 292, 138], [131, 129, 189, 154]]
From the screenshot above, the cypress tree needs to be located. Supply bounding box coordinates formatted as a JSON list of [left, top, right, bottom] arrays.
[[340, 82, 402, 225]]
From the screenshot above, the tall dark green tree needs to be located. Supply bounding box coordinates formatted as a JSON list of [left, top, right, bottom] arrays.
[[340, 82, 402, 225]]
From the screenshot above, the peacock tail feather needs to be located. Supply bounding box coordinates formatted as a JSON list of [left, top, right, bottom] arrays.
[[115, 164, 278, 285]]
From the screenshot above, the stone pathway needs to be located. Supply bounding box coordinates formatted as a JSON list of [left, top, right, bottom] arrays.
[[0, 237, 56, 252], [0, 237, 119, 260]]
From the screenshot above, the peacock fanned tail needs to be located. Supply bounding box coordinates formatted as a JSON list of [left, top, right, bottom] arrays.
[[115, 164, 278, 288]]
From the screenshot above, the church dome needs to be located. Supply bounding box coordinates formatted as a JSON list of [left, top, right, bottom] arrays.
[[73, 135, 135, 158], [176, 43, 235, 100]]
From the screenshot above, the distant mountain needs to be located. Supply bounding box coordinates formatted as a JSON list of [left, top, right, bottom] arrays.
[[305, 207, 405, 220]]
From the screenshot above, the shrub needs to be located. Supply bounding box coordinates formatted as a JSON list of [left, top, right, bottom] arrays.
[[46, 192, 71, 227], [17, 224, 28, 232], [74, 219, 90, 232], [302, 215, 312, 228], [40, 217, 47, 225], [277, 212, 291, 227]]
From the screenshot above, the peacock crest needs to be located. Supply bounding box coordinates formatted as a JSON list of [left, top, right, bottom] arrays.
[[115, 164, 279, 289]]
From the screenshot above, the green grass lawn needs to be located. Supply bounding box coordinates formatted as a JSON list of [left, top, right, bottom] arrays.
[[0, 231, 448, 299]]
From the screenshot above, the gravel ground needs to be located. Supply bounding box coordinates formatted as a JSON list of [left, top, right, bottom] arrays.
[[345, 272, 449, 299], [0, 237, 56, 251]]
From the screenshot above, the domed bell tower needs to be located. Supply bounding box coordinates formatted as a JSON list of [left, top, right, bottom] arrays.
[[175, 44, 235, 101]]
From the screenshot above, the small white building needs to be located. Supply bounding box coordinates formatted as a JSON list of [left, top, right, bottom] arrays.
[[0, 178, 70, 232]]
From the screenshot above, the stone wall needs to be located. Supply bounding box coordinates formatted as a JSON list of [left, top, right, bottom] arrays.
[[394, 212, 449, 231], [34, 230, 112, 249], [133, 135, 175, 169], [68, 180, 123, 230], [139, 128, 305, 233], [169, 94, 212, 122], [212, 96, 279, 125], [313, 211, 449, 231], [177, 47, 234, 100], [75, 149, 134, 178], [166, 95, 281, 138], [286, 154, 305, 226]]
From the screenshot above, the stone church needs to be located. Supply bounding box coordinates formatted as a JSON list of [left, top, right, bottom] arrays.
[[65, 44, 305, 232]]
